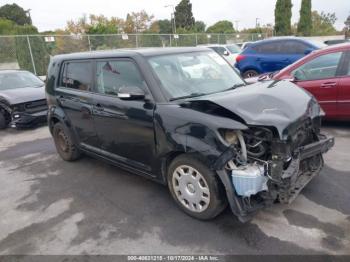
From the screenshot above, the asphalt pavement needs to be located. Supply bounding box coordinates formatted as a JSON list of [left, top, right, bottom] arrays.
[[0, 122, 349, 255]]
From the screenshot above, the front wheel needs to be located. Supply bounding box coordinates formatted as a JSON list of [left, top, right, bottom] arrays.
[[167, 155, 227, 220], [243, 69, 259, 78]]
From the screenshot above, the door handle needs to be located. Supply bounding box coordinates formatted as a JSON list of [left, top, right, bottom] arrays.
[[320, 82, 336, 88]]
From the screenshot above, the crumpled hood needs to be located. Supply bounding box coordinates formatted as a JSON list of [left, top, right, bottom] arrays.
[[0, 86, 45, 105], [190, 80, 321, 139]]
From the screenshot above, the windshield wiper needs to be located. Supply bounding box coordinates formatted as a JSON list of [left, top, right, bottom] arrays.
[[222, 83, 245, 92], [231, 83, 245, 88], [169, 92, 207, 101]]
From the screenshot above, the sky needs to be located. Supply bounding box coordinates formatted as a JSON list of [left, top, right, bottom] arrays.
[[1, 0, 349, 32]]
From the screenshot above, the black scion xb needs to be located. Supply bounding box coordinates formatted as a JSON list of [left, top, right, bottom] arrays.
[[46, 47, 334, 222]]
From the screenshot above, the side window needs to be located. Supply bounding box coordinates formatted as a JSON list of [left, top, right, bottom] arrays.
[[280, 41, 308, 54], [292, 52, 343, 81], [346, 52, 350, 75], [254, 42, 281, 54], [211, 46, 226, 55], [61, 61, 92, 91], [96, 60, 146, 96]]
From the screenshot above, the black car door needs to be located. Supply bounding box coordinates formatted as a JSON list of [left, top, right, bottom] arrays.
[[91, 59, 156, 173], [56, 61, 99, 147]]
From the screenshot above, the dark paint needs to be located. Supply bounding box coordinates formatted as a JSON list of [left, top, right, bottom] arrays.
[[0, 70, 47, 128], [46, 47, 332, 221]]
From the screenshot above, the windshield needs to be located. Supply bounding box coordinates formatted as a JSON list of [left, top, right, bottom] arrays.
[[0, 71, 43, 90], [226, 44, 241, 54], [148, 51, 245, 100]]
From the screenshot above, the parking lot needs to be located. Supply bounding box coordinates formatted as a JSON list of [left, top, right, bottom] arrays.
[[0, 122, 349, 255]]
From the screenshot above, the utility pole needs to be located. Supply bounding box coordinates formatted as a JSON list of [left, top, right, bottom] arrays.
[[165, 4, 176, 34], [345, 14, 350, 39], [234, 20, 240, 32], [25, 9, 32, 24], [256, 18, 260, 28]]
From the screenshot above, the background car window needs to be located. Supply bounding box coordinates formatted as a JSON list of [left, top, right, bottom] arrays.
[[96, 60, 145, 96], [279, 41, 308, 54], [61, 62, 92, 91], [226, 44, 241, 54], [292, 52, 342, 81], [253, 42, 281, 53], [210, 46, 227, 56]]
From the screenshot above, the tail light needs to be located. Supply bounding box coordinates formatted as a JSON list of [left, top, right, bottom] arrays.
[[236, 54, 246, 63]]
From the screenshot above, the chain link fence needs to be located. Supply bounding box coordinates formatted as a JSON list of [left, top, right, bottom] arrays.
[[0, 33, 268, 76]]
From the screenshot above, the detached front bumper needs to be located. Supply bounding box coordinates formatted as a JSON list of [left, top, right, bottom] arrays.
[[278, 134, 334, 203], [11, 110, 47, 128]]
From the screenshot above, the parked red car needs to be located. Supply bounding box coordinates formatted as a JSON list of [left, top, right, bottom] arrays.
[[247, 43, 350, 120]]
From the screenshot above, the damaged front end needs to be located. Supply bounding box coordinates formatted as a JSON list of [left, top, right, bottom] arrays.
[[215, 120, 334, 222], [10, 99, 47, 128]]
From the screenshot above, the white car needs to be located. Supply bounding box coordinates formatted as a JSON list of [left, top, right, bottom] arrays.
[[200, 44, 242, 66]]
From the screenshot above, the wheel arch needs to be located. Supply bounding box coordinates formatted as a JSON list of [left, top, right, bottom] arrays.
[[0, 99, 12, 125]]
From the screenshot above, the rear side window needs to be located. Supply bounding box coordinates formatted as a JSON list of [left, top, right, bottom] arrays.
[[279, 41, 309, 54], [60, 61, 92, 91], [253, 42, 281, 54], [95, 60, 146, 96]]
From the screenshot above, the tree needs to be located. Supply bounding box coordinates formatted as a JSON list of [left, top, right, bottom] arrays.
[[297, 0, 312, 36], [0, 19, 16, 63], [87, 15, 123, 34], [311, 11, 337, 36], [67, 14, 124, 35], [174, 0, 195, 30], [66, 15, 90, 34], [274, 0, 292, 36], [344, 15, 350, 39], [157, 19, 173, 34], [0, 18, 15, 34], [15, 25, 49, 75], [0, 3, 31, 25], [194, 21, 206, 32], [206, 20, 235, 34], [124, 10, 154, 33]]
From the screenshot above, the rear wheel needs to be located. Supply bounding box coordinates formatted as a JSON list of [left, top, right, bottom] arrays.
[[52, 122, 80, 161], [243, 69, 258, 78], [167, 155, 227, 220]]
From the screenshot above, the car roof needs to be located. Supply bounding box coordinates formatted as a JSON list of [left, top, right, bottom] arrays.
[[249, 37, 311, 46], [52, 47, 212, 62]]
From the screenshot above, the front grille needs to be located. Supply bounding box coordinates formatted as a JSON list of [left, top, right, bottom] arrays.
[[24, 99, 47, 113]]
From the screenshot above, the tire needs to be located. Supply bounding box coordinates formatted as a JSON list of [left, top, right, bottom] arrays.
[[243, 69, 259, 78], [0, 111, 6, 130], [167, 155, 227, 220], [52, 122, 81, 161]]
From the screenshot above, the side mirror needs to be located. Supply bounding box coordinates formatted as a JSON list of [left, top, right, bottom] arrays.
[[223, 50, 230, 56], [117, 86, 145, 100]]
